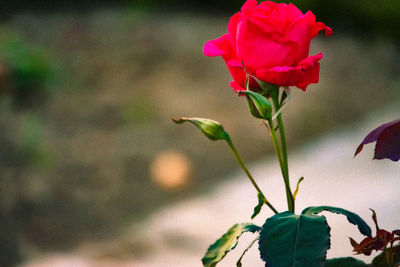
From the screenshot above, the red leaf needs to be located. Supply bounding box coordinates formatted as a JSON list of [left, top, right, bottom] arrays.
[[349, 237, 359, 248], [373, 239, 386, 251], [393, 230, 400, 236], [352, 237, 377, 255], [370, 208, 380, 232], [375, 229, 391, 250], [374, 122, 400, 161], [355, 119, 400, 161]]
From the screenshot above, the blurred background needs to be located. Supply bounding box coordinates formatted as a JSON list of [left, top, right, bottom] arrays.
[[0, 0, 399, 266]]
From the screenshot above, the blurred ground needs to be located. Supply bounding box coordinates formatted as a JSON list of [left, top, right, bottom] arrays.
[[22, 107, 400, 266], [0, 8, 399, 266]]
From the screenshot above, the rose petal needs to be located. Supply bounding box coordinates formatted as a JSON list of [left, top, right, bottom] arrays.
[[295, 53, 323, 89], [241, 0, 258, 16], [203, 34, 232, 57], [257, 0, 280, 11], [256, 66, 301, 86], [236, 18, 298, 70], [227, 59, 242, 68], [225, 60, 247, 90], [260, 3, 292, 28], [295, 62, 320, 90], [299, 53, 323, 66], [313, 21, 333, 37], [285, 3, 305, 21], [255, 53, 322, 90], [230, 80, 246, 92], [247, 3, 300, 39], [287, 11, 317, 61], [228, 12, 241, 51], [203, 33, 249, 90]]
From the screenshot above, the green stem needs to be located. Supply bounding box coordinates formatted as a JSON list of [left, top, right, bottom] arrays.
[[270, 88, 294, 212], [277, 115, 288, 169], [280, 118, 295, 212], [226, 138, 278, 214], [277, 114, 294, 211], [266, 119, 293, 212]]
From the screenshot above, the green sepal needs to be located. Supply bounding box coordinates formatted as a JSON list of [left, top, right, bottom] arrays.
[[325, 257, 368, 267], [172, 117, 230, 141], [302, 206, 372, 237], [240, 91, 272, 120], [258, 211, 330, 267], [248, 74, 278, 97], [280, 88, 290, 106], [251, 192, 264, 219], [202, 223, 261, 267]]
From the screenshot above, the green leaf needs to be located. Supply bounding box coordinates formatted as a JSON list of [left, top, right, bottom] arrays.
[[172, 117, 230, 141], [240, 91, 272, 120], [372, 245, 400, 267], [251, 192, 264, 219], [293, 177, 304, 200], [302, 206, 372, 237], [236, 236, 259, 267], [202, 223, 261, 267], [258, 211, 330, 267], [325, 257, 368, 267], [372, 250, 389, 267]]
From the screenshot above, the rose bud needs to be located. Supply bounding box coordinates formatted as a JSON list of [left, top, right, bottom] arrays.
[[240, 90, 272, 120], [171, 117, 230, 141]]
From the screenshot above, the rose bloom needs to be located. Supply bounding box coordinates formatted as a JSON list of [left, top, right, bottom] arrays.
[[204, 0, 332, 91]]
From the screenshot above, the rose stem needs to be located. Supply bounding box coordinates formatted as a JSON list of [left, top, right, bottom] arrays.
[[268, 88, 294, 212], [226, 137, 278, 214], [266, 118, 293, 212]]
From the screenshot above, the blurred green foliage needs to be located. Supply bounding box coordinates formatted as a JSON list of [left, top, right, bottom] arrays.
[[279, 0, 400, 42], [122, 96, 155, 125], [1, 1, 399, 42], [0, 31, 55, 107], [1, 40, 50, 89], [18, 114, 54, 168]]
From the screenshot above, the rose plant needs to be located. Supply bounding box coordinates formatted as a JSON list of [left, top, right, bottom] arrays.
[[173, 0, 399, 266]]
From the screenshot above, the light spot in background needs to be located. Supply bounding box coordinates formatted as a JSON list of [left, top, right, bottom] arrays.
[[150, 150, 192, 191]]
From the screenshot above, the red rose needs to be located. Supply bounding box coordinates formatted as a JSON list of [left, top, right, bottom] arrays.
[[203, 0, 332, 91]]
